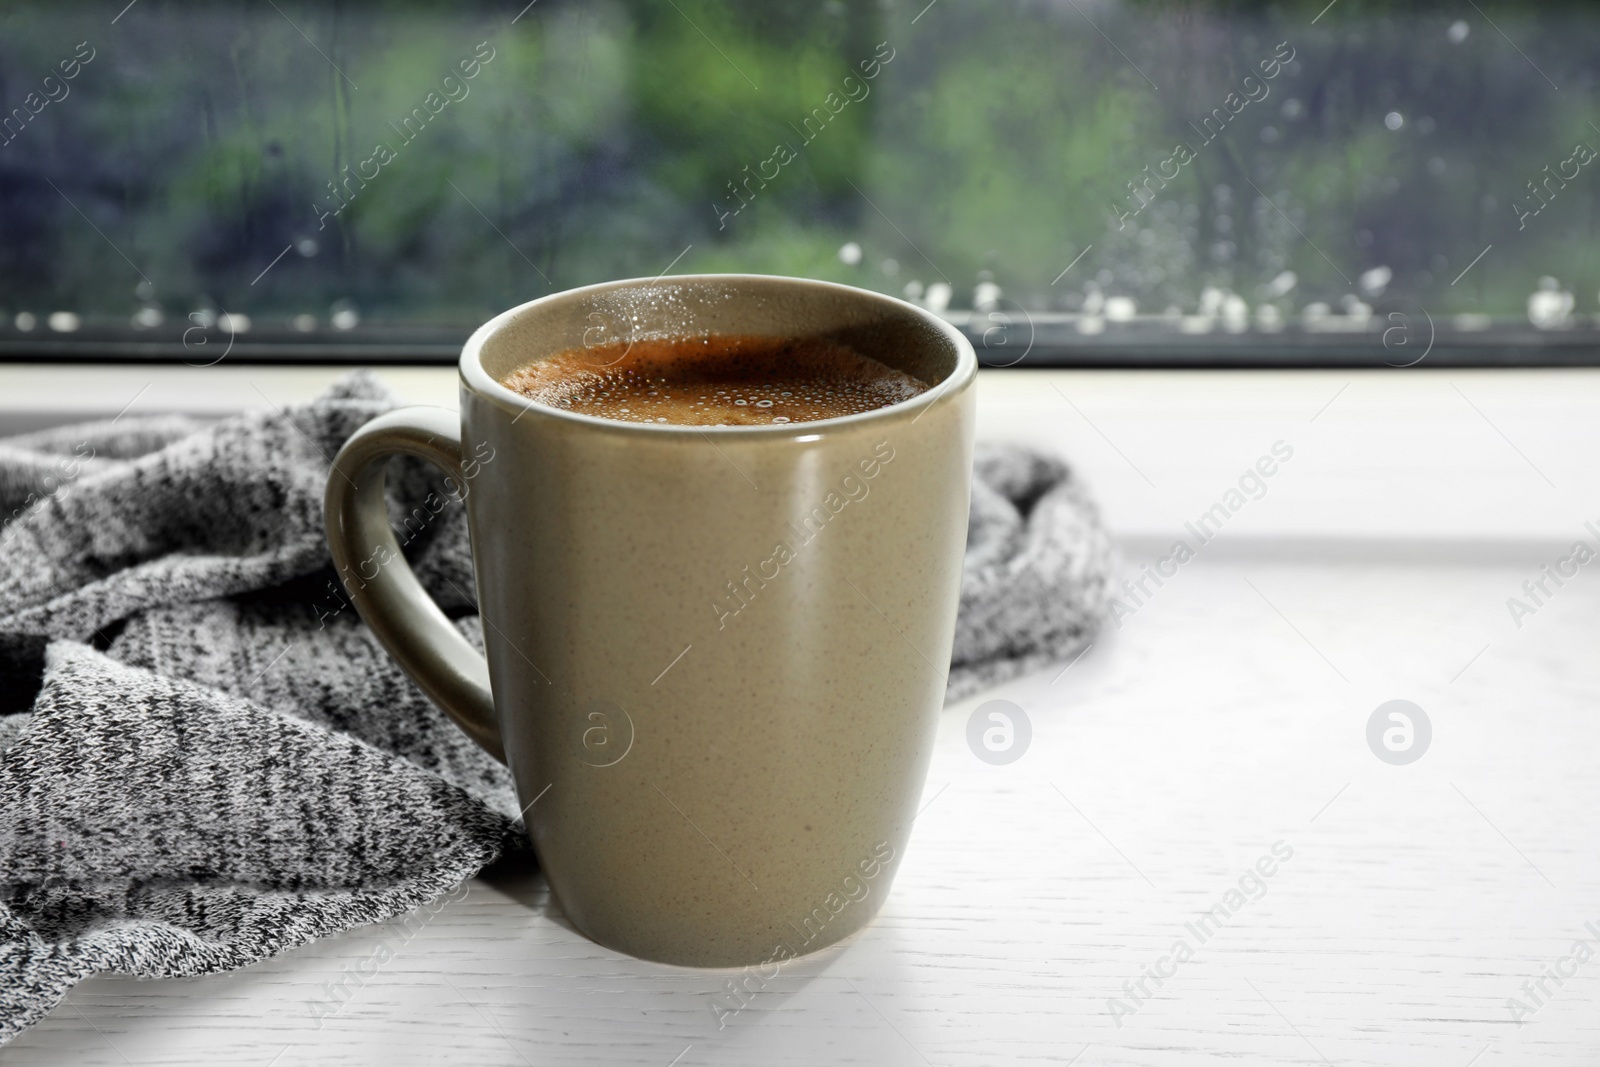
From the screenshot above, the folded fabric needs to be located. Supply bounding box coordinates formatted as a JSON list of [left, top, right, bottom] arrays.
[[0, 372, 1110, 1044]]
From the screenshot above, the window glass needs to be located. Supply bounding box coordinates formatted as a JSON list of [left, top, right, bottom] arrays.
[[1, 1, 1594, 362]]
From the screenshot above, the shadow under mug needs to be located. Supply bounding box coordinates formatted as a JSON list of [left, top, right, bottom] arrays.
[[324, 274, 976, 967]]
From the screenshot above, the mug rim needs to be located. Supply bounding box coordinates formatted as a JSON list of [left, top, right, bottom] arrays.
[[458, 273, 977, 435]]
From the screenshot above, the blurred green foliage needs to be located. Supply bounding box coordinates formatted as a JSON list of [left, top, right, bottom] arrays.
[[0, 0, 1595, 333]]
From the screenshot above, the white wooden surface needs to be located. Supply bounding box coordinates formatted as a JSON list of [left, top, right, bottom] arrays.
[[5, 367, 1600, 1065]]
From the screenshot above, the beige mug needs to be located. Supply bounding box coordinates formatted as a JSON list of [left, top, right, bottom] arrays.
[[324, 274, 976, 966]]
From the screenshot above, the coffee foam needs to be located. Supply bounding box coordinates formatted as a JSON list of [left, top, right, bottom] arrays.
[[501, 334, 929, 426]]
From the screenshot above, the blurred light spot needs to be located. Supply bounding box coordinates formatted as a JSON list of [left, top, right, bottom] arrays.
[[1221, 294, 1249, 332], [837, 242, 862, 266], [1359, 265, 1392, 297], [132, 307, 163, 329], [1428, 157, 1447, 177], [1453, 313, 1492, 331], [331, 308, 360, 330], [292, 314, 317, 332], [974, 282, 1001, 310], [1447, 20, 1469, 43], [297, 238, 319, 257], [219, 312, 251, 334], [1305, 298, 1370, 332], [47, 311, 79, 333], [923, 282, 951, 313], [1104, 296, 1136, 322], [1075, 315, 1106, 335], [1256, 304, 1284, 331], [1529, 279, 1574, 329], [902, 280, 924, 301], [880, 258, 899, 276], [14, 313, 35, 331], [1384, 111, 1404, 131], [1281, 98, 1304, 119], [1264, 270, 1297, 297], [1260, 126, 1280, 144]]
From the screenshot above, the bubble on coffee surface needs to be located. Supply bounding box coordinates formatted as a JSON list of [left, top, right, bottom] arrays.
[[501, 334, 930, 426]]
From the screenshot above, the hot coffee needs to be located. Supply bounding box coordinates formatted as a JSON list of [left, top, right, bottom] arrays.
[[500, 334, 929, 426], [330, 273, 977, 967]]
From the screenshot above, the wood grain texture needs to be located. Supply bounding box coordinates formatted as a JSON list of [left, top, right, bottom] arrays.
[[6, 370, 1599, 1065]]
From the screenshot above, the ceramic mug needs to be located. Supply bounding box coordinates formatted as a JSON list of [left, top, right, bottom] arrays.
[[324, 274, 976, 966]]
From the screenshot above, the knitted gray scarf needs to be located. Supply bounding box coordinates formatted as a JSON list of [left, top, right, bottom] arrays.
[[0, 372, 1110, 1045]]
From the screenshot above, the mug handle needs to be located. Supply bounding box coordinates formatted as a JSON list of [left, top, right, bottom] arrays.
[[323, 406, 504, 763]]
